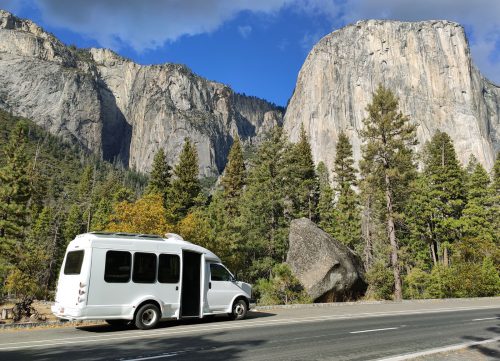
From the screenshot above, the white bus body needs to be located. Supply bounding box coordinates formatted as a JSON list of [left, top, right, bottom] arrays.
[[52, 232, 252, 329]]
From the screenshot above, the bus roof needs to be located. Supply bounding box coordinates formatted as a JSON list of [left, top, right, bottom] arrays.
[[70, 232, 221, 262]]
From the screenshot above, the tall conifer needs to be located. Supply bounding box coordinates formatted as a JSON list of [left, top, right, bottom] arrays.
[[168, 138, 201, 222], [286, 124, 319, 220], [0, 124, 31, 258], [332, 132, 361, 249], [145, 149, 171, 206], [221, 136, 246, 217], [359, 85, 417, 301]]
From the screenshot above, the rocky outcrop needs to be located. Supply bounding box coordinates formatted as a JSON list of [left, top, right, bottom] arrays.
[[0, 10, 283, 175], [287, 218, 367, 301], [284, 20, 500, 171]]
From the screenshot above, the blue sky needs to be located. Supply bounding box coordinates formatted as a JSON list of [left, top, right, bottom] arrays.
[[2, 0, 500, 106]]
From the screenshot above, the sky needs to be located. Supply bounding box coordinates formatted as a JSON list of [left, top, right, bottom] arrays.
[[2, 0, 499, 106]]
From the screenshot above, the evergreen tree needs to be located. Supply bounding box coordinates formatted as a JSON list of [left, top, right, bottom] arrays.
[[0, 124, 31, 259], [63, 205, 83, 245], [456, 163, 496, 263], [28, 206, 63, 295], [168, 138, 201, 222], [239, 127, 290, 281], [333, 131, 357, 188], [412, 131, 465, 266], [145, 149, 171, 206], [317, 162, 335, 236], [221, 136, 246, 217], [359, 85, 418, 301], [286, 124, 319, 220], [332, 132, 362, 250], [491, 154, 500, 249]]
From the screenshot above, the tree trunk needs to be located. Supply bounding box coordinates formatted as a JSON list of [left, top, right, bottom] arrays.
[[443, 246, 449, 267], [384, 173, 402, 301], [430, 243, 437, 266], [362, 195, 374, 270]]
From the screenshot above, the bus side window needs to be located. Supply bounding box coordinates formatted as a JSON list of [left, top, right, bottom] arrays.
[[158, 254, 180, 283], [133, 252, 157, 283], [104, 251, 131, 283]]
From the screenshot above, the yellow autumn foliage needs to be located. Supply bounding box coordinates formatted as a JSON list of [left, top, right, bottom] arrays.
[[177, 209, 212, 249], [106, 194, 172, 235]]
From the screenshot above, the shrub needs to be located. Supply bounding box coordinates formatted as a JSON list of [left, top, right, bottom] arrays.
[[366, 261, 394, 300], [255, 263, 311, 305]]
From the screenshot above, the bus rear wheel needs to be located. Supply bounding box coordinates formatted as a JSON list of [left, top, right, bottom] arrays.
[[135, 303, 160, 330]]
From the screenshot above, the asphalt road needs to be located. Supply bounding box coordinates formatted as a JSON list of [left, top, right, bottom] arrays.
[[0, 298, 498, 361]]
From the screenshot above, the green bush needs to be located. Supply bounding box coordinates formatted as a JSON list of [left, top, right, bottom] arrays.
[[403, 267, 430, 299], [255, 263, 311, 305], [366, 261, 394, 300]]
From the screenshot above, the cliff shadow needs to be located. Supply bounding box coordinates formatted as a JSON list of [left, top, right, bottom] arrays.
[[97, 80, 132, 166]]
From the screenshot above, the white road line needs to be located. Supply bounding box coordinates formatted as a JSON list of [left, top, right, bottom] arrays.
[[350, 327, 399, 334], [121, 352, 184, 361], [374, 336, 500, 361], [0, 304, 498, 351], [472, 316, 499, 321]]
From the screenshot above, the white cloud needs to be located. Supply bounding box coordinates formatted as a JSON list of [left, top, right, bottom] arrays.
[[238, 25, 252, 38], [5, 0, 498, 83], [32, 0, 295, 51]]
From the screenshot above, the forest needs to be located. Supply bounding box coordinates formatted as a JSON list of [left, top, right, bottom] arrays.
[[0, 85, 499, 309]]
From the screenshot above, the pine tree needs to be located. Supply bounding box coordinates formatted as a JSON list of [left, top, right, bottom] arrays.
[[333, 131, 357, 188], [456, 163, 496, 263], [221, 136, 246, 217], [332, 132, 362, 250], [63, 205, 83, 245], [0, 124, 31, 259], [28, 206, 63, 295], [145, 149, 171, 206], [168, 138, 201, 222], [286, 124, 319, 220], [491, 154, 500, 248], [317, 162, 335, 236], [359, 85, 418, 301], [412, 131, 465, 266], [239, 127, 290, 281]]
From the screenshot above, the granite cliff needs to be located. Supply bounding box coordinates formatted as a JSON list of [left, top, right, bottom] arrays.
[[0, 10, 282, 175], [284, 20, 500, 171]]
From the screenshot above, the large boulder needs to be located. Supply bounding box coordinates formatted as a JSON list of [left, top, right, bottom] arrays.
[[286, 218, 367, 302]]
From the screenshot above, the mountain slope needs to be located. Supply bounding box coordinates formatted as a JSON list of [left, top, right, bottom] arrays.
[[0, 10, 283, 175], [284, 20, 500, 171]]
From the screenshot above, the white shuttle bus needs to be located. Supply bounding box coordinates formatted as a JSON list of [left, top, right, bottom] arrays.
[[52, 232, 252, 329]]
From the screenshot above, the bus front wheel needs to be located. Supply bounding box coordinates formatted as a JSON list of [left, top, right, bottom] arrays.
[[229, 299, 248, 320]]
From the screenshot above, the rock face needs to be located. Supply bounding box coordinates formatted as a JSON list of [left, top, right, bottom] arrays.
[[0, 10, 283, 175], [287, 218, 367, 301], [284, 20, 500, 171]]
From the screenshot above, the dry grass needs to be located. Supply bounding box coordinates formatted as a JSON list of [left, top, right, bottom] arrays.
[[0, 300, 58, 324]]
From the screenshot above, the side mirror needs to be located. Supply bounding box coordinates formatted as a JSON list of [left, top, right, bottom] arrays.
[[229, 275, 236, 282]]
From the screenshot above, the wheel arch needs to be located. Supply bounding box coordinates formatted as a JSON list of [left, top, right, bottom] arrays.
[[228, 294, 250, 312], [132, 297, 163, 319]]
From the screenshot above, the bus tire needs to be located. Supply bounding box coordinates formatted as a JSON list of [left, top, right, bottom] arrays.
[[229, 299, 247, 320], [134, 303, 160, 330]]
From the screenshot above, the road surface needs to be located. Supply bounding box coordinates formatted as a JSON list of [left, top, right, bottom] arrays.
[[0, 298, 498, 360]]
